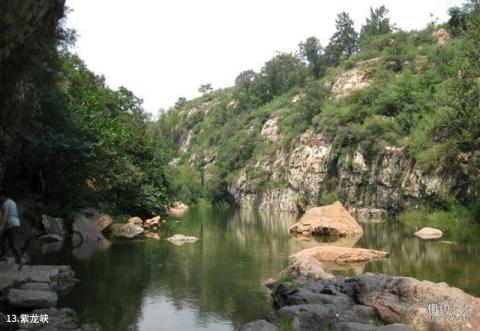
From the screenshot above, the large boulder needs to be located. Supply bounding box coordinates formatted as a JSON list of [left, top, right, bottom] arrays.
[[414, 227, 443, 240], [290, 202, 363, 237], [7, 288, 58, 308], [270, 273, 480, 331], [290, 246, 388, 266], [280, 255, 334, 280], [72, 209, 112, 245], [111, 223, 144, 238]]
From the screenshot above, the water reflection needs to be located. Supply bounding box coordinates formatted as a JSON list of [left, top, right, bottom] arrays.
[[30, 206, 480, 331]]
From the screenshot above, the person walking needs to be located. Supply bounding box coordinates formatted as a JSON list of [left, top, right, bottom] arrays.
[[0, 188, 23, 270]]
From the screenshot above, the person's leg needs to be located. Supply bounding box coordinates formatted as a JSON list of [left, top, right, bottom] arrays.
[[0, 231, 8, 260], [6, 227, 23, 270]]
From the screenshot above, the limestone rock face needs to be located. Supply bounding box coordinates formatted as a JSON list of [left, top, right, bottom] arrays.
[[290, 202, 363, 237], [229, 128, 455, 213], [290, 246, 389, 266], [261, 116, 281, 142], [414, 227, 443, 239], [432, 28, 450, 44], [331, 58, 381, 98]]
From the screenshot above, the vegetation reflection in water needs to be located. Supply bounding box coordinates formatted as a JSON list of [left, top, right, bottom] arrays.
[[32, 205, 480, 331]]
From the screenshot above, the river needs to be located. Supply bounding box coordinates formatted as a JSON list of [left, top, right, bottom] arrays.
[[31, 206, 480, 331]]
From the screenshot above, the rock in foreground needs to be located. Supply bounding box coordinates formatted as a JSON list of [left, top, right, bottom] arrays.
[[0, 262, 76, 290], [290, 246, 388, 266], [257, 273, 480, 331], [414, 227, 443, 239], [167, 234, 199, 245], [7, 288, 58, 308], [290, 202, 363, 237]]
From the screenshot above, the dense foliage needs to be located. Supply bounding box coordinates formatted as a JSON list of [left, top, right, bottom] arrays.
[[18, 22, 173, 217]]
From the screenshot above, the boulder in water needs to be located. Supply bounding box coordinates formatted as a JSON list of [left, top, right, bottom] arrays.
[[167, 234, 198, 245], [290, 201, 363, 237], [111, 223, 144, 238], [280, 255, 334, 280], [414, 227, 443, 239]]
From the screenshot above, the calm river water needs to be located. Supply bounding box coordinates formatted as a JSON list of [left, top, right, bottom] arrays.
[[32, 206, 480, 331]]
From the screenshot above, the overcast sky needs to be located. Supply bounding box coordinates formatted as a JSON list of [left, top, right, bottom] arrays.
[[66, 0, 463, 115]]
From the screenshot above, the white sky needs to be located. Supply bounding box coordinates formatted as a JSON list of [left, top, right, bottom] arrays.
[[66, 0, 463, 115]]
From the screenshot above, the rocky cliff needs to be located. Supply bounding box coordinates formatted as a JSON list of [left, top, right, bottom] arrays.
[[0, 0, 66, 188], [229, 128, 460, 214], [160, 24, 477, 215]]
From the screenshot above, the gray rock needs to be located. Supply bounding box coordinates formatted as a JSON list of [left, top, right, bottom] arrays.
[[377, 324, 415, 331], [42, 215, 67, 238], [38, 234, 63, 242], [111, 223, 144, 238], [19, 282, 51, 290], [270, 273, 480, 331], [0, 262, 76, 290], [238, 320, 277, 331], [7, 288, 58, 308], [335, 322, 377, 331]]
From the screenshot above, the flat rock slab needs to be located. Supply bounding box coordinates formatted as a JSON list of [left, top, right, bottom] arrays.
[[290, 201, 363, 237], [167, 234, 198, 246], [7, 288, 57, 308], [290, 246, 389, 266], [414, 227, 443, 239], [0, 262, 76, 290]]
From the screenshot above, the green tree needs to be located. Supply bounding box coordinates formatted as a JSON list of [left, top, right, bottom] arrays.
[[174, 97, 187, 109], [325, 12, 359, 67], [360, 6, 393, 41], [299, 36, 325, 79], [198, 83, 213, 94]]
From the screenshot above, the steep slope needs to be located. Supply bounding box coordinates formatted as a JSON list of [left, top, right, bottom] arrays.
[[157, 13, 480, 215]]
